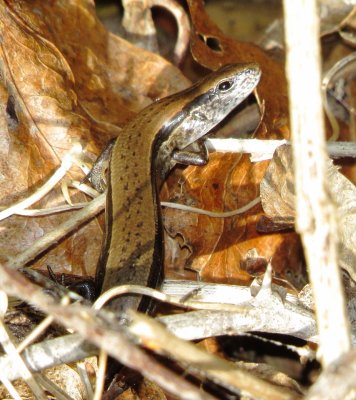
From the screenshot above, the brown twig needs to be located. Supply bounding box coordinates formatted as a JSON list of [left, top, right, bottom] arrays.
[[0, 262, 216, 400]]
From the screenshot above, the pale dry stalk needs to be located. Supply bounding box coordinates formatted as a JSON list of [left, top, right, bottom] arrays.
[[283, 0, 352, 367]]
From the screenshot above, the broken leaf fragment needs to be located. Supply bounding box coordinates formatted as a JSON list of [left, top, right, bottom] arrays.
[[260, 144, 356, 281]]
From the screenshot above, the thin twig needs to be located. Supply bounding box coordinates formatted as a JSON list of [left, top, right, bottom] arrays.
[[0, 144, 82, 221], [8, 193, 105, 270], [206, 139, 356, 161], [93, 350, 107, 400], [0, 263, 217, 400], [76, 362, 94, 400], [93, 284, 252, 313], [161, 196, 261, 217], [32, 373, 75, 400], [0, 279, 318, 380], [17, 296, 70, 353], [0, 306, 47, 399]]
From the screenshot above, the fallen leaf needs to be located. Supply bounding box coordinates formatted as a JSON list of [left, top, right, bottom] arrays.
[[186, 0, 289, 139], [260, 144, 356, 282], [163, 152, 306, 289]]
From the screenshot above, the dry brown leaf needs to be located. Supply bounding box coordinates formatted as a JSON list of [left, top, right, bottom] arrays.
[[163, 152, 306, 289], [136, 379, 167, 400], [260, 144, 356, 282], [260, 2, 356, 52], [260, 146, 296, 223], [121, 0, 190, 65], [319, 0, 356, 36], [4, 0, 190, 145], [186, 0, 289, 139], [0, 360, 96, 400], [117, 387, 140, 400]]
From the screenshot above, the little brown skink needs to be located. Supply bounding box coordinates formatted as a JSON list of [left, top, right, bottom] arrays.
[[96, 63, 261, 315]]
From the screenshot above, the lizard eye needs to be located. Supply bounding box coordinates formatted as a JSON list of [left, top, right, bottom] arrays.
[[217, 79, 233, 92]]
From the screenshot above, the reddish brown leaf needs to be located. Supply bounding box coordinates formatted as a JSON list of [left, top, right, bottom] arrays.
[[186, 0, 289, 139], [163, 153, 305, 289]]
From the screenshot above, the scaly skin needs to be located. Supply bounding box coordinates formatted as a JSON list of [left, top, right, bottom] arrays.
[[96, 63, 261, 315]]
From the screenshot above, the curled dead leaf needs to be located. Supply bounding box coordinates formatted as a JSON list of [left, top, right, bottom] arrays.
[[260, 144, 356, 281]]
